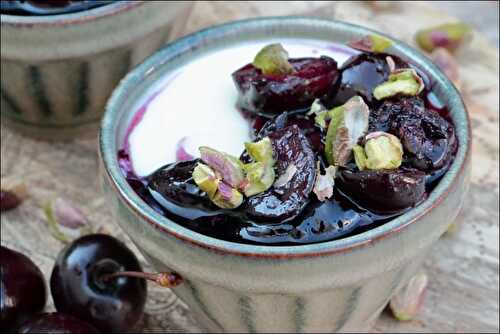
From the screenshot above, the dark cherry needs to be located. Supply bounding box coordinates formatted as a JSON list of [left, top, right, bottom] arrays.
[[336, 168, 426, 214], [334, 53, 408, 107], [0, 246, 47, 332], [370, 96, 457, 172], [17, 313, 100, 334], [232, 56, 340, 116], [50, 234, 147, 333], [255, 112, 325, 154], [0, 190, 21, 212], [244, 125, 317, 222]]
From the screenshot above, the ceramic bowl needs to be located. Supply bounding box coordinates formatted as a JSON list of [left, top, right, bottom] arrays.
[[99, 17, 471, 333], [1, 1, 192, 140]]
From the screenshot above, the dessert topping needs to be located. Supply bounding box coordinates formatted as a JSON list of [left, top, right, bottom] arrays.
[[324, 96, 370, 166], [253, 43, 294, 75], [373, 68, 425, 100], [353, 131, 403, 170], [348, 34, 393, 53]]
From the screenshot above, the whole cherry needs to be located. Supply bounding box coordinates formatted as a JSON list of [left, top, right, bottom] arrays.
[[0, 246, 47, 332], [17, 312, 100, 334], [50, 234, 181, 333]]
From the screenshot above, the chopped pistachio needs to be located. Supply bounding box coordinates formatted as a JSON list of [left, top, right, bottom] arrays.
[[324, 96, 370, 166], [244, 137, 275, 165], [415, 23, 472, 53], [242, 162, 275, 197], [192, 163, 219, 198], [373, 69, 425, 100], [430, 47, 461, 90], [389, 272, 428, 321], [361, 132, 403, 170], [212, 182, 243, 209], [199, 146, 245, 188], [353, 144, 368, 171], [348, 34, 393, 53], [313, 165, 337, 201], [44, 198, 93, 244], [253, 43, 294, 76]]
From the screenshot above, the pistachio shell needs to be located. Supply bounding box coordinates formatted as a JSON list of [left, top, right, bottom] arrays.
[[253, 43, 294, 75], [192, 163, 219, 198], [242, 162, 275, 197], [373, 69, 425, 100], [325, 96, 370, 166], [212, 182, 243, 209], [199, 146, 245, 188], [245, 137, 274, 165], [348, 34, 393, 53], [363, 132, 403, 170], [415, 23, 471, 53], [389, 272, 428, 321]]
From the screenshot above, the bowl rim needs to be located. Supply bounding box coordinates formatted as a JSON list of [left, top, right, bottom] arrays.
[[0, 1, 144, 27], [99, 16, 471, 259]]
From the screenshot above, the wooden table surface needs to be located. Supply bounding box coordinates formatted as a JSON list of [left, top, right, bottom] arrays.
[[1, 1, 498, 333]]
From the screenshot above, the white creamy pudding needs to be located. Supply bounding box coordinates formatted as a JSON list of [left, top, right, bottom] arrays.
[[126, 40, 355, 178]]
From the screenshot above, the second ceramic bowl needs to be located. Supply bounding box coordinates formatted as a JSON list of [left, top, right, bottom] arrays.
[[99, 17, 471, 333], [1, 1, 192, 140]]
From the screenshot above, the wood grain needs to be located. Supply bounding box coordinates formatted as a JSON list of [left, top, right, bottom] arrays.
[[1, 1, 498, 332]]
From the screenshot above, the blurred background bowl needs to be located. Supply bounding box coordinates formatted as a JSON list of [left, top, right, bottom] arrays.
[[0, 1, 193, 140]]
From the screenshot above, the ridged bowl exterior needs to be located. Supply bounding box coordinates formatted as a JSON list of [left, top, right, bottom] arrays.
[[1, 1, 192, 140]]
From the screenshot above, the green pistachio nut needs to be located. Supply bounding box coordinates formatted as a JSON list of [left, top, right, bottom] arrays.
[[199, 146, 245, 188], [324, 96, 370, 166], [192, 163, 219, 198], [353, 145, 368, 171], [415, 23, 471, 53], [242, 162, 275, 197], [364, 132, 403, 170], [348, 34, 393, 53], [253, 43, 294, 75], [244, 137, 274, 165], [212, 182, 244, 209], [373, 69, 425, 100]]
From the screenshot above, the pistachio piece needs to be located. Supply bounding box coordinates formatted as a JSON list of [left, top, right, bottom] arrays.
[[373, 69, 425, 100], [242, 162, 275, 197], [192, 163, 219, 198], [429, 47, 461, 90], [325, 96, 370, 166], [244, 137, 274, 165], [309, 99, 331, 128], [415, 22, 472, 53], [389, 272, 428, 321], [313, 165, 337, 201], [44, 198, 93, 243], [212, 182, 243, 209], [348, 34, 393, 53], [253, 43, 294, 76], [353, 144, 368, 171], [355, 132, 403, 170], [199, 146, 245, 188]]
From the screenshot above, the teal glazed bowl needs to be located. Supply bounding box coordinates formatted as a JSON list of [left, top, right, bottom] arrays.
[[1, 1, 192, 140], [99, 17, 471, 333]]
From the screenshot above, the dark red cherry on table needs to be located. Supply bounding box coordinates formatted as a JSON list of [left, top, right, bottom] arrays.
[[232, 56, 340, 116], [17, 313, 100, 334], [50, 234, 147, 333], [0, 246, 47, 332]]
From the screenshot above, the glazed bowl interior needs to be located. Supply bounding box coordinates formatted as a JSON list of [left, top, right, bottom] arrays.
[[100, 16, 470, 256]]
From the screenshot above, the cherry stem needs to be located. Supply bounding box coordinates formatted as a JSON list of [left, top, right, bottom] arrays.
[[102, 271, 183, 288]]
